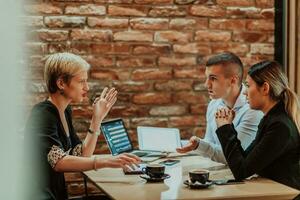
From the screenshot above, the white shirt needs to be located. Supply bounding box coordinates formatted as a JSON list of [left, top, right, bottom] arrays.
[[194, 85, 264, 164]]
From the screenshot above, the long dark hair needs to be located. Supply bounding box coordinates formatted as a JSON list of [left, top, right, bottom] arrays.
[[248, 60, 300, 133]]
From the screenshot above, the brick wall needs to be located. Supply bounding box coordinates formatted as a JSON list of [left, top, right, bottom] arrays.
[[24, 0, 275, 197]]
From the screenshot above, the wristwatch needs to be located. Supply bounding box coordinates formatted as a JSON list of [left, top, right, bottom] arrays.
[[88, 128, 101, 136]]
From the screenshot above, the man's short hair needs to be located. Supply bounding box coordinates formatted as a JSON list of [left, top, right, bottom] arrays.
[[206, 52, 244, 84]]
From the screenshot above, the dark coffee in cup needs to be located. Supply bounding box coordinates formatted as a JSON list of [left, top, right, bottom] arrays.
[[142, 164, 165, 178], [189, 169, 209, 184]]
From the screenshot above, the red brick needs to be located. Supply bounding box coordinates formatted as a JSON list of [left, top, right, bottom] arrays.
[[134, 0, 172, 3], [130, 18, 168, 30], [250, 43, 274, 55], [113, 81, 152, 92], [178, 35, 202, 48], [210, 19, 246, 30], [23, 16, 44, 27], [150, 105, 187, 116], [115, 93, 132, 104], [190, 104, 207, 115], [91, 69, 130, 80], [246, 19, 274, 31], [91, 43, 130, 54], [169, 115, 202, 127], [193, 81, 207, 91], [55, 0, 90, 1], [116, 57, 156, 67], [216, 0, 255, 7], [256, 0, 274, 8], [133, 93, 171, 104], [170, 18, 208, 30], [195, 30, 231, 42], [175, 0, 206, 4], [174, 68, 206, 79], [65, 4, 106, 15], [132, 44, 171, 55], [70, 29, 112, 42], [114, 31, 152, 42], [37, 29, 68, 42], [189, 5, 226, 17], [87, 17, 128, 28], [110, 106, 149, 118], [155, 31, 192, 43], [95, 0, 133, 3], [70, 43, 91, 54], [267, 34, 274, 43], [159, 56, 196, 67], [130, 117, 168, 127], [212, 43, 249, 55], [72, 106, 93, 118], [24, 3, 63, 14], [240, 54, 273, 67], [131, 69, 172, 80], [260, 8, 274, 18], [173, 91, 208, 104], [233, 31, 267, 43], [174, 43, 211, 55], [149, 6, 186, 17], [84, 56, 114, 68], [44, 16, 85, 28], [108, 5, 147, 16], [226, 7, 261, 18], [155, 80, 193, 91], [48, 43, 68, 54]]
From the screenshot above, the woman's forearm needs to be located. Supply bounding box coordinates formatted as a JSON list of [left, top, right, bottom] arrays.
[[54, 155, 105, 172]]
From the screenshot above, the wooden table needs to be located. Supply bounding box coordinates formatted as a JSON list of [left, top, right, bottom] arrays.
[[83, 154, 299, 200]]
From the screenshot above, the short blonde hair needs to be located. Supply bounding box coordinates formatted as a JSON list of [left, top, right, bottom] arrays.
[[44, 52, 90, 94]]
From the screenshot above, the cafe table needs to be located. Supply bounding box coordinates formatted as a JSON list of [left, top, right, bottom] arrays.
[[83, 154, 300, 200]]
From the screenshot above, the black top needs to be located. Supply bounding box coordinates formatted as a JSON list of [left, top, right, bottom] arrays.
[[216, 101, 300, 190], [25, 100, 82, 200]]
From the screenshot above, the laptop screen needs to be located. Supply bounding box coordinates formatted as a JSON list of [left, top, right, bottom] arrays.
[[137, 126, 181, 152], [101, 118, 133, 156]]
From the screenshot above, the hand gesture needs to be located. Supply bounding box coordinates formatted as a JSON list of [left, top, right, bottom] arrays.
[[103, 153, 141, 168], [92, 87, 117, 123], [176, 136, 199, 153], [215, 108, 235, 128]]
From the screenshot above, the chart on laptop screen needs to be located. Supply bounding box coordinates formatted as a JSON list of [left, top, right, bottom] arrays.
[[101, 120, 132, 155]]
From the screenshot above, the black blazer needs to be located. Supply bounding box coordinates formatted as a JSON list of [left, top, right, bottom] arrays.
[[25, 100, 82, 200], [216, 101, 300, 190]]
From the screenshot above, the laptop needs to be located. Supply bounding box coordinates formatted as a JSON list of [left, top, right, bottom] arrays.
[[137, 126, 182, 152], [100, 118, 168, 158]]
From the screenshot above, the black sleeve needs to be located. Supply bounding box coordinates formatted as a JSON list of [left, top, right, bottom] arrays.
[[66, 106, 82, 156], [216, 122, 292, 180], [26, 106, 67, 168]]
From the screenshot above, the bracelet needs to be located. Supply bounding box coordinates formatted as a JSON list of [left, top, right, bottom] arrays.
[[88, 128, 100, 136], [93, 156, 98, 171]]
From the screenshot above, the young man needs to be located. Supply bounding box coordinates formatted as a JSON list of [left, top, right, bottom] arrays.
[[176, 52, 263, 164]]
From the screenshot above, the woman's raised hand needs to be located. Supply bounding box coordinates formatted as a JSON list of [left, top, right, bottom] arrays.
[[92, 87, 117, 124]]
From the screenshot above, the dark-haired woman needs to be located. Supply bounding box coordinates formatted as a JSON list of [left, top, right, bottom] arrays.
[[215, 61, 300, 191]]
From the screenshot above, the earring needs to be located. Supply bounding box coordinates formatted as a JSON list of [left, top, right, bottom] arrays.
[[59, 89, 64, 95]]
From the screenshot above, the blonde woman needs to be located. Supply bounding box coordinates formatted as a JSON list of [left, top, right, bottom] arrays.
[[215, 61, 300, 190], [26, 53, 140, 200]]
